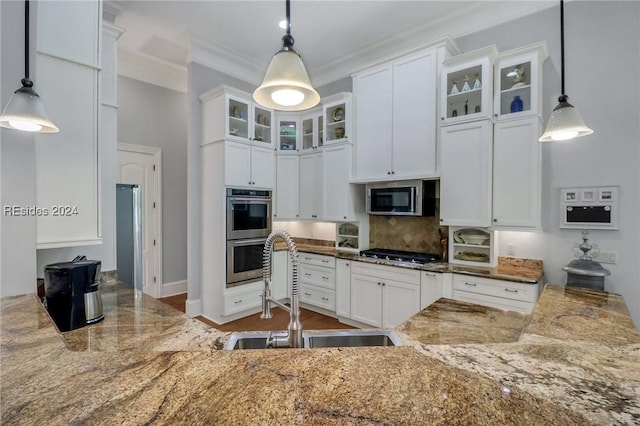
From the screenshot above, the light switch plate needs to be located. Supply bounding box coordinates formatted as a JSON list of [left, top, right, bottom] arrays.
[[593, 251, 617, 264]]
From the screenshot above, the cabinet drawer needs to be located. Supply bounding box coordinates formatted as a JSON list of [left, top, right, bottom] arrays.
[[224, 283, 263, 315], [299, 253, 336, 268], [453, 290, 534, 314], [300, 264, 335, 290], [300, 284, 335, 311], [452, 274, 539, 303], [351, 261, 420, 285]]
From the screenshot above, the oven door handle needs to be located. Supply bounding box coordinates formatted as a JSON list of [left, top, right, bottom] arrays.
[[228, 238, 268, 247], [228, 197, 271, 203]]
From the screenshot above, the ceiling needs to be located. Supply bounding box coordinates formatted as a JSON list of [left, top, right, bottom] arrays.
[[110, 1, 556, 91]]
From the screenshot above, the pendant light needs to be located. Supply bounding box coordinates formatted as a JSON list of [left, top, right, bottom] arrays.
[[539, 0, 592, 142], [253, 0, 320, 111], [0, 1, 58, 133]]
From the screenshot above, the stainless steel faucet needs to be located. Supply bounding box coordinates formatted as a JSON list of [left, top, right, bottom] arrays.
[[261, 230, 303, 348]]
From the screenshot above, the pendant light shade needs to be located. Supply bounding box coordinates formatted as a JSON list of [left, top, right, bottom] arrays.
[[538, 95, 593, 141], [539, 0, 591, 142], [0, 1, 58, 134], [253, 0, 319, 111]]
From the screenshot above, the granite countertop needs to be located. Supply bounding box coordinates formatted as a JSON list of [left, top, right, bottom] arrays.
[[276, 240, 543, 283], [2, 282, 639, 424]]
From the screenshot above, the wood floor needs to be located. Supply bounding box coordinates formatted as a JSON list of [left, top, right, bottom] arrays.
[[159, 293, 354, 332]]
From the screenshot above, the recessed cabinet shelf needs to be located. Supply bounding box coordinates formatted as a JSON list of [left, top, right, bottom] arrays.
[[449, 227, 497, 267]]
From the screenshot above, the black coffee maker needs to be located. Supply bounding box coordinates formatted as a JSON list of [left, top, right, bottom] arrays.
[[44, 256, 104, 332]]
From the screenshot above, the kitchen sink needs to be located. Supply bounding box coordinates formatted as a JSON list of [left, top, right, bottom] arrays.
[[224, 329, 402, 350]]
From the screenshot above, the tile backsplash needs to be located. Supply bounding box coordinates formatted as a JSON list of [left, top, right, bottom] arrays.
[[369, 208, 446, 255]]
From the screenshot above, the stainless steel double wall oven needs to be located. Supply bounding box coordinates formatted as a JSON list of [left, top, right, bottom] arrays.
[[226, 188, 272, 287]]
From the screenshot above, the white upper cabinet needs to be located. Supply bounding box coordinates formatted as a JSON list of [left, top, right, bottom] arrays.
[[353, 64, 393, 181], [494, 42, 548, 121], [322, 144, 363, 222], [353, 43, 454, 182], [323, 93, 352, 145], [299, 152, 323, 220], [492, 117, 542, 229], [274, 155, 300, 220], [300, 108, 324, 153], [200, 85, 275, 147], [440, 45, 498, 125], [439, 120, 493, 227], [35, 0, 102, 249], [276, 114, 300, 153], [225, 141, 274, 189]]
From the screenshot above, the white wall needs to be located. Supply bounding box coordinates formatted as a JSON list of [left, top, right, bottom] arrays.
[[0, 1, 38, 297], [456, 1, 640, 326], [117, 75, 188, 284]]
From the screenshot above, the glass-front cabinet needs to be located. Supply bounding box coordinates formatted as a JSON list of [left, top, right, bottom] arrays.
[[301, 108, 323, 152], [276, 114, 300, 153], [440, 45, 498, 125], [494, 41, 548, 120], [323, 93, 352, 144], [225, 93, 274, 146]]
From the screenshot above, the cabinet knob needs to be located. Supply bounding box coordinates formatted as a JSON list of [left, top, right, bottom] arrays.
[[493, 218, 498, 222], [252, 181, 255, 185], [441, 117, 445, 121], [343, 216, 347, 219], [382, 282, 386, 286], [391, 171, 395, 175], [248, 181, 252, 185], [296, 214, 299, 218], [440, 218, 444, 222], [274, 214, 277, 217], [387, 171, 391, 175]]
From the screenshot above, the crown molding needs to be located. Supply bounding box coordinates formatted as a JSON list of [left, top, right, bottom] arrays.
[[311, 1, 556, 86], [103, 22, 125, 40], [103, 0, 126, 23], [188, 37, 264, 86], [118, 49, 187, 93]]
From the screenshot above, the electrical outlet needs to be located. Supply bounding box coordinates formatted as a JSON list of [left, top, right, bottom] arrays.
[[594, 251, 617, 264], [507, 243, 516, 256]]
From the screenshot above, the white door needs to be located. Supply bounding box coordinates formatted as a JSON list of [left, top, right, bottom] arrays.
[[117, 145, 161, 298]]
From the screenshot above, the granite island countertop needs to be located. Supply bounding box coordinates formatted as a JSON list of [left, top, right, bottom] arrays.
[[2, 282, 639, 425]]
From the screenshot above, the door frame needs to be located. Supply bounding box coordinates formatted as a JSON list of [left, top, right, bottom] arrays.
[[117, 143, 163, 298]]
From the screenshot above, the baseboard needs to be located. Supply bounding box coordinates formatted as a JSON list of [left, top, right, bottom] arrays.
[[185, 298, 202, 317], [162, 280, 187, 297]]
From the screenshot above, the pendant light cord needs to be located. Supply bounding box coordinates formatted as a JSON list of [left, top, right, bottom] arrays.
[[23, 0, 33, 87], [286, 0, 291, 36], [560, 0, 565, 95]]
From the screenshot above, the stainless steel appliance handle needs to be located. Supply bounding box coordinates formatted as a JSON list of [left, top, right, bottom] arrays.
[[229, 237, 268, 247], [410, 187, 417, 212]]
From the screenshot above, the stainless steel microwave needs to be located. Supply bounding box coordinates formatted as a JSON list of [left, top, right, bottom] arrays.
[[366, 180, 436, 216]]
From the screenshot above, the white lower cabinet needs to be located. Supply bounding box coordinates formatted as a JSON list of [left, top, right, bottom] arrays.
[[224, 281, 264, 316], [420, 271, 444, 309], [451, 274, 540, 314], [299, 254, 336, 311], [271, 251, 288, 301], [335, 259, 351, 318], [350, 262, 421, 328]]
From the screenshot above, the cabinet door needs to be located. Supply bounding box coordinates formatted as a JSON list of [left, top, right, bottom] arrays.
[[277, 115, 299, 153], [274, 155, 300, 220], [271, 251, 288, 301], [227, 95, 251, 142], [392, 51, 437, 178], [353, 65, 393, 180], [250, 146, 275, 189], [322, 145, 352, 221], [421, 272, 443, 309], [299, 153, 322, 220], [382, 279, 421, 328], [350, 273, 382, 327], [335, 260, 351, 318], [440, 120, 493, 227], [225, 141, 252, 187], [493, 117, 541, 228]]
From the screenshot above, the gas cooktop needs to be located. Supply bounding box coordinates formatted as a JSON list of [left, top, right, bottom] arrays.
[[359, 248, 441, 265]]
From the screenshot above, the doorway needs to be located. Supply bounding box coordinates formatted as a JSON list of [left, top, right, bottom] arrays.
[[117, 143, 162, 298]]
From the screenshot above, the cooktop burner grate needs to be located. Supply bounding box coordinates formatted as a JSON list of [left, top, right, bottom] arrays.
[[359, 248, 441, 264]]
